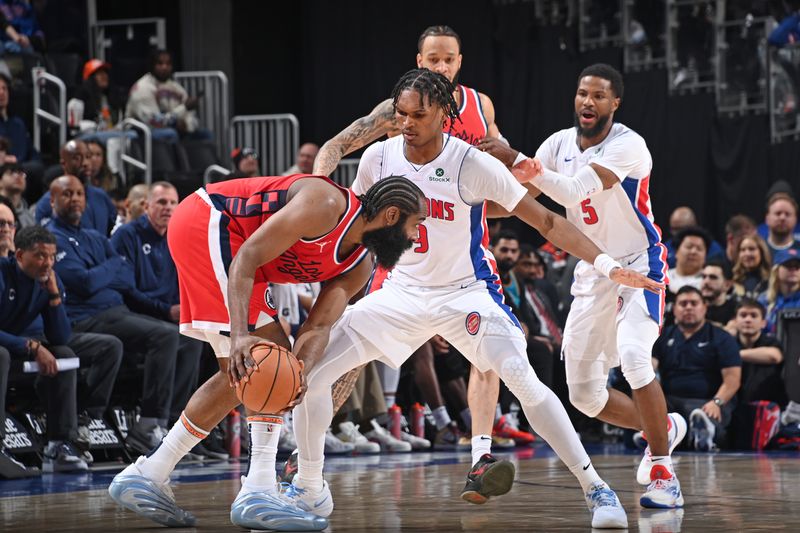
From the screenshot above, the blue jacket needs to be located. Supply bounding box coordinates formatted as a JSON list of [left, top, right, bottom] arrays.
[[0, 113, 38, 162], [760, 290, 800, 334], [47, 216, 134, 323], [0, 257, 71, 355], [111, 215, 178, 320], [36, 185, 117, 237], [768, 13, 800, 47]]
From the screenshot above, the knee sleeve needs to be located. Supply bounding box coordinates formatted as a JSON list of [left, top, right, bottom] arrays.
[[619, 343, 656, 390], [481, 334, 548, 407], [568, 379, 609, 418]]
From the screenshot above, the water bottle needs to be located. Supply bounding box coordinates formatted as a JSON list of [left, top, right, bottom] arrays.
[[411, 403, 425, 438], [389, 404, 402, 439], [227, 409, 241, 458]]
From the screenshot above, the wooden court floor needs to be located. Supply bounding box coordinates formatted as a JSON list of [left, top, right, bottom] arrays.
[[1, 446, 798, 531]]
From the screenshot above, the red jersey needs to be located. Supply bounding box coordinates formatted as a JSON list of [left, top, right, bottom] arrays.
[[442, 84, 489, 146], [203, 174, 368, 284]]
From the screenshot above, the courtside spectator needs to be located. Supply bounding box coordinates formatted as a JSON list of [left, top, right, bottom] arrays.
[[665, 206, 724, 268], [282, 142, 319, 175], [0, 0, 44, 53], [0, 196, 13, 257], [85, 139, 119, 192], [46, 176, 179, 455], [701, 260, 737, 327], [230, 147, 259, 178], [110, 182, 204, 431], [652, 286, 741, 451], [756, 181, 800, 241], [668, 227, 710, 293], [126, 49, 209, 142], [35, 140, 116, 236], [0, 162, 32, 228], [722, 214, 756, 266], [764, 193, 800, 258], [733, 234, 771, 299], [760, 249, 800, 334], [1, 226, 85, 472]]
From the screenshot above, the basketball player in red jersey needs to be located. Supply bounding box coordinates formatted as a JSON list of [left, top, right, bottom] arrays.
[[108, 174, 426, 531], [309, 24, 525, 503]]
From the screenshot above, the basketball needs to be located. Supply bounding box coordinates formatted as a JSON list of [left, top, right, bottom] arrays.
[[236, 343, 303, 414]]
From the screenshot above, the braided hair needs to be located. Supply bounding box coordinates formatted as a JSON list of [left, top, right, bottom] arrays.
[[390, 68, 461, 132], [358, 175, 425, 221]]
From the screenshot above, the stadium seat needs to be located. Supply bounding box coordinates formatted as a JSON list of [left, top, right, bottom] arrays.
[[176, 140, 220, 173]]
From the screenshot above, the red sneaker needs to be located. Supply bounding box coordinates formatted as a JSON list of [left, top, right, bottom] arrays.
[[493, 415, 535, 445]]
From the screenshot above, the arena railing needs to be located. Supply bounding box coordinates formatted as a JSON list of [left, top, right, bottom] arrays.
[[117, 118, 152, 185], [204, 164, 231, 185], [329, 158, 360, 187], [229, 114, 299, 176], [90, 17, 167, 61], [769, 42, 800, 143], [31, 66, 67, 153], [175, 70, 230, 156], [715, 16, 772, 117]]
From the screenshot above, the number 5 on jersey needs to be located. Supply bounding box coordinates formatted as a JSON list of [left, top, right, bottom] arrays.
[[580, 199, 599, 225], [413, 223, 429, 253]]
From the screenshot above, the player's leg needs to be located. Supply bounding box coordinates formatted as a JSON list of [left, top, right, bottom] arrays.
[[467, 366, 499, 462]]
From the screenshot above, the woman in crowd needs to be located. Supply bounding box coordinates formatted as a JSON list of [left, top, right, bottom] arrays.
[[733, 234, 772, 299], [760, 249, 800, 333], [85, 139, 119, 192]]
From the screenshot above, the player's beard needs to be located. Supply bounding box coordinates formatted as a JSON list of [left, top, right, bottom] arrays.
[[574, 112, 610, 139], [362, 219, 415, 269]]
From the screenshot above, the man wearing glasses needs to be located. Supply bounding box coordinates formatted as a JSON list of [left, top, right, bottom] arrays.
[[0, 163, 35, 229]]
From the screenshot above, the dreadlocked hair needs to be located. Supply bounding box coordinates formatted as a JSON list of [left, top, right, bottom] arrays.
[[390, 68, 461, 131], [358, 175, 425, 221]]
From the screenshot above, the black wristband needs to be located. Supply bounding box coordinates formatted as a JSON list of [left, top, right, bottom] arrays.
[[48, 292, 61, 301]]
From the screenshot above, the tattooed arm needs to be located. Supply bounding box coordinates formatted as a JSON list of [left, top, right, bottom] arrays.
[[313, 98, 399, 176]]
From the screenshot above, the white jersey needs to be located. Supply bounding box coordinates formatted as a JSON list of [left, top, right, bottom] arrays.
[[353, 134, 527, 289], [535, 122, 660, 260]]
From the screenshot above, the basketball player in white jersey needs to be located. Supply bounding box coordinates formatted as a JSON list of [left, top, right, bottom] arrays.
[[269, 69, 665, 529], [487, 64, 687, 509], [308, 25, 529, 500]]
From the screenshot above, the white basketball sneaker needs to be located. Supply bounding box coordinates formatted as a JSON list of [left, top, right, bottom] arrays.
[[640, 465, 684, 509], [364, 419, 412, 452], [336, 422, 380, 454], [281, 480, 334, 518], [585, 481, 628, 529], [636, 413, 687, 485]]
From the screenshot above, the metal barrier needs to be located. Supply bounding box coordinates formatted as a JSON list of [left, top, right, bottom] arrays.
[[329, 158, 361, 188], [622, 0, 667, 72], [31, 67, 66, 152], [118, 118, 152, 185], [229, 114, 299, 176], [716, 17, 771, 116], [203, 164, 231, 185], [769, 42, 800, 143], [579, 0, 623, 51], [90, 18, 166, 61], [175, 71, 230, 156], [666, 0, 724, 94]]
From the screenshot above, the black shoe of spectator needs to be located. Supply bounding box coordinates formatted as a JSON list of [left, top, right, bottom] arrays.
[[201, 426, 230, 460], [42, 441, 88, 473], [75, 412, 94, 465], [126, 424, 167, 456]]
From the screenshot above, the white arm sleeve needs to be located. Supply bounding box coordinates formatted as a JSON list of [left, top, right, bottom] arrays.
[[531, 166, 603, 208], [351, 142, 383, 195], [458, 149, 528, 211]]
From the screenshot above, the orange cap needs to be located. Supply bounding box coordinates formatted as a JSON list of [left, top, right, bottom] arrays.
[[82, 59, 111, 81]]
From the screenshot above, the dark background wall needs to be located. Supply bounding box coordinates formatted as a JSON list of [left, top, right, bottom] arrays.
[[94, 0, 800, 238]]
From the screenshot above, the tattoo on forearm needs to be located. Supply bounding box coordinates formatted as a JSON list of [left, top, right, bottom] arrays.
[[312, 100, 397, 176], [331, 364, 366, 414]]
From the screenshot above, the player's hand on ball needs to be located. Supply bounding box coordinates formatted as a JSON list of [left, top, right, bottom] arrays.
[[511, 157, 542, 183], [281, 360, 307, 412], [229, 336, 275, 387], [609, 268, 665, 294]]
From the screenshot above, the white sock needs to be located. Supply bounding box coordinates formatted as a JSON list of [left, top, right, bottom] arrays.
[[240, 416, 282, 494], [137, 412, 208, 485], [296, 456, 325, 492], [568, 460, 604, 493], [432, 406, 451, 430], [650, 455, 674, 476], [471, 434, 492, 465]]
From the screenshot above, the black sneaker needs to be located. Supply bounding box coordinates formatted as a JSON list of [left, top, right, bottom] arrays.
[[277, 450, 298, 484], [75, 412, 94, 465], [193, 427, 229, 461], [460, 453, 515, 504], [42, 441, 88, 473]]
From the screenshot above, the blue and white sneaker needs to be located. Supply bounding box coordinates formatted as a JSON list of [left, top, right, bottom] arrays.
[[585, 482, 628, 529], [108, 456, 196, 527], [636, 413, 687, 485], [281, 480, 334, 517], [640, 465, 684, 509], [230, 485, 328, 531]]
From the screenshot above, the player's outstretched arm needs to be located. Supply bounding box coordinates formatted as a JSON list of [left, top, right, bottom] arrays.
[[511, 195, 664, 293], [292, 258, 373, 373], [313, 99, 398, 176], [226, 183, 344, 386]]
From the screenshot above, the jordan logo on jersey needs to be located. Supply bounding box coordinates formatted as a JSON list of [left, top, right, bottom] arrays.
[[316, 241, 330, 252]]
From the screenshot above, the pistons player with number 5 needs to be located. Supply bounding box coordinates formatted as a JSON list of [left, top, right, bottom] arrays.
[[273, 68, 665, 530], [493, 64, 686, 509]]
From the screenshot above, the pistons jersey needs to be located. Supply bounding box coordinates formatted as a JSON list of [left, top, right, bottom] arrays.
[[443, 84, 488, 146], [535, 123, 665, 262], [353, 134, 527, 289], [203, 174, 368, 284]]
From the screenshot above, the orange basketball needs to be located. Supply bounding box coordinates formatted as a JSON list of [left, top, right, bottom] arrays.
[[236, 343, 302, 414]]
